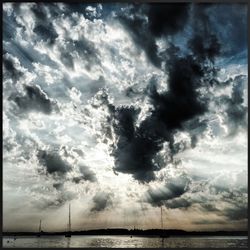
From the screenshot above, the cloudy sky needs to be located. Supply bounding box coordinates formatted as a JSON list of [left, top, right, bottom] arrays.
[[3, 3, 248, 232]]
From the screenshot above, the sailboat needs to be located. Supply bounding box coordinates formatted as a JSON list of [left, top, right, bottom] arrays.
[[65, 204, 71, 237], [160, 206, 169, 238], [37, 219, 42, 237]]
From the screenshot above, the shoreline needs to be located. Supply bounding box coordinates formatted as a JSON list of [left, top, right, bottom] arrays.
[[3, 229, 248, 237]]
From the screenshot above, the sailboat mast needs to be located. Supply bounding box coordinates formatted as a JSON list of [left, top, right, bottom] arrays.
[[160, 206, 163, 229], [39, 219, 42, 233], [65, 203, 72, 237], [69, 203, 71, 232]]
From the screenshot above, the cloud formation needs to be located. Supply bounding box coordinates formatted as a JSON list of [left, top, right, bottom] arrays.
[[72, 165, 97, 183], [109, 4, 222, 183], [37, 150, 71, 175], [145, 175, 191, 206], [221, 75, 247, 135], [3, 53, 24, 81], [2, 2, 247, 231], [10, 84, 58, 114], [91, 192, 113, 212]]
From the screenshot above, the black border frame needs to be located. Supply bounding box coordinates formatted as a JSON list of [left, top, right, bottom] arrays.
[[1, 1, 249, 249]]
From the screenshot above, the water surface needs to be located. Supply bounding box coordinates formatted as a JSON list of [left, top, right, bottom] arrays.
[[3, 235, 248, 248]]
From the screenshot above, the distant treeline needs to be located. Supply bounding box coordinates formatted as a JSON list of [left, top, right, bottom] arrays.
[[3, 229, 248, 237]]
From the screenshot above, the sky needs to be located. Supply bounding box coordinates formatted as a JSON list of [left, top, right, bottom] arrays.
[[2, 3, 248, 232]]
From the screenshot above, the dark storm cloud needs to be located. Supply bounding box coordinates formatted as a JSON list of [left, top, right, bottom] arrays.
[[147, 3, 190, 37], [118, 6, 160, 68], [30, 3, 48, 20], [72, 177, 84, 184], [223, 205, 248, 221], [190, 135, 198, 148], [200, 203, 220, 212], [143, 171, 248, 215], [3, 53, 23, 81], [189, 178, 248, 221], [74, 39, 100, 69], [145, 176, 190, 206], [60, 38, 100, 71], [213, 74, 247, 136], [37, 150, 72, 175], [220, 191, 247, 221], [147, 54, 207, 131], [199, 202, 248, 221], [53, 183, 64, 190], [222, 75, 247, 135], [91, 192, 113, 212], [111, 106, 162, 182], [125, 85, 143, 98], [33, 23, 58, 45], [109, 5, 221, 183], [11, 84, 58, 114], [72, 165, 97, 183], [188, 34, 220, 62], [118, 4, 190, 68], [165, 197, 191, 209], [31, 3, 58, 45]]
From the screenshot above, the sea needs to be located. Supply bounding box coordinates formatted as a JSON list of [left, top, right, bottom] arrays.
[[3, 235, 248, 248]]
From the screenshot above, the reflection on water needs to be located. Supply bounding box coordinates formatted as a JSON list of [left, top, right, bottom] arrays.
[[66, 237, 70, 248], [3, 235, 248, 248]]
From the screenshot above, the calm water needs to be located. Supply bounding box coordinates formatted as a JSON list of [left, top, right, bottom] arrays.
[[3, 235, 248, 248]]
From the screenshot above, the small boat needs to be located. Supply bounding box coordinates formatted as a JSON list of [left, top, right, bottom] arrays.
[[160, 234, 170, 238], [65, 232, 71, 238]]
